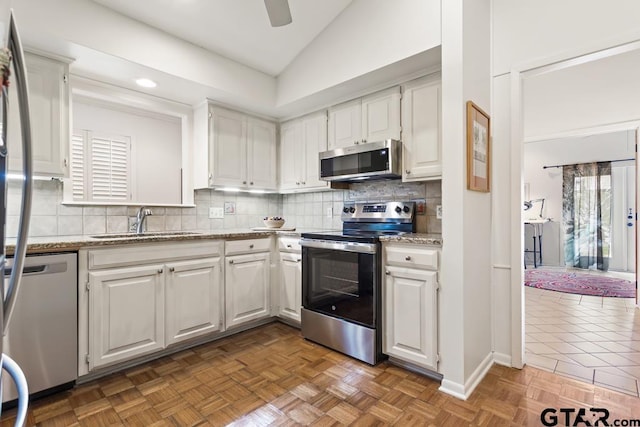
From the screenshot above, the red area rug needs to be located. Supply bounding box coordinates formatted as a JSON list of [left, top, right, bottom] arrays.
[[524, 269, 636, 298]]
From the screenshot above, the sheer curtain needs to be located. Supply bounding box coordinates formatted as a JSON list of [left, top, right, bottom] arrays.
[[562, 162, 612, 271]]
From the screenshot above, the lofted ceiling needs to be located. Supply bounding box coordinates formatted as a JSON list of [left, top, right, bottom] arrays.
[[89, 0, 353, 76]]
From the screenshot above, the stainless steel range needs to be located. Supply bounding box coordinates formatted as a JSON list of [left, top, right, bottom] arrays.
[[300, 201, 415, 365]]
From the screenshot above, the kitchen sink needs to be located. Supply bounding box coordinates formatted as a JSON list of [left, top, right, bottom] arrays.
[[90, 231, 203, 239]]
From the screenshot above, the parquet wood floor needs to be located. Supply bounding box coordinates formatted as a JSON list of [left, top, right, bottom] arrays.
[[2, 322, 639, 426]]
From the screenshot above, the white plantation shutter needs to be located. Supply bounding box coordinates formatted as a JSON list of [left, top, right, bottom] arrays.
[[71, 130, 132, 202], [70, 132, 86, 200]]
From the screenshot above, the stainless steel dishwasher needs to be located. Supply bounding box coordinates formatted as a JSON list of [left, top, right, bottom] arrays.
[[2, 253, 77, 405]]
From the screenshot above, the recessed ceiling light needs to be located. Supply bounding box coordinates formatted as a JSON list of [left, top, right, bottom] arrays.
[[135, 78, 157, 88]]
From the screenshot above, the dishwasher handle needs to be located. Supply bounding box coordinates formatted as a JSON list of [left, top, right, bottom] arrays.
[[4, 262, 67, 277]]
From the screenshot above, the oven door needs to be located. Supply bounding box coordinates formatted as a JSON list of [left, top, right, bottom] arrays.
[[301, 239, 379, 328]]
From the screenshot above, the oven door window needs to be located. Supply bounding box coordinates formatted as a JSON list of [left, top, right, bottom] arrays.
[[303, 247, 377, 328]]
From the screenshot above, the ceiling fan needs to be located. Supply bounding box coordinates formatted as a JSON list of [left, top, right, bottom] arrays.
[[264, 0, 292, 27]]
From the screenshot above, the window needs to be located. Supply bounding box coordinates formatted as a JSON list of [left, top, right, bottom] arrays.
[[70, 130, 131, 202]]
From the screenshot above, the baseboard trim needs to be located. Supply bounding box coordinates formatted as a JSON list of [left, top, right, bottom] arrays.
[[438, 352, 494, 400], [492, 352, 512, 367]]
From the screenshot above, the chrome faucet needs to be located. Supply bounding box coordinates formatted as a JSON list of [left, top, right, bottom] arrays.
[[135, 207, 152, 234]]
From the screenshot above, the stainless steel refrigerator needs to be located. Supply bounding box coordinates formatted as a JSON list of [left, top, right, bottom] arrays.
[[0, 8, 33, 427]]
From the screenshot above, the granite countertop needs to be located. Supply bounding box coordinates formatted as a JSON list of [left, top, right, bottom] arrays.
[[7, 228, 439, 255], [6, 228, 319, 255], [379, 233, 443, 246]]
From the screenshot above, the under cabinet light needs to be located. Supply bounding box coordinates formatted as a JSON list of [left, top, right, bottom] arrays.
[[6, 173, 61, 182]]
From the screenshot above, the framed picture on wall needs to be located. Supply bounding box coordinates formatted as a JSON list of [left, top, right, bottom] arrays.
[[466, 101, 491, 192]]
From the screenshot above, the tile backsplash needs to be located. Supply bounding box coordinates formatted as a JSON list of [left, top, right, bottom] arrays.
[[7, 179, 441, 237]]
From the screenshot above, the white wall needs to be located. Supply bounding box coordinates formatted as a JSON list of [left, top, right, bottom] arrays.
[[73, 100, 182, 205], [492, 0, 640, 75], [277, 0, 440, 107], [524, 131, 634, 266], [491, 0, 640, 366], [440, 0, 492, 399], [523, 49, 640, 139]]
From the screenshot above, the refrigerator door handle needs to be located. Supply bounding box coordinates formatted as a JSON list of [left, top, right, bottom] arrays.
[[3, 11, 33, 336]]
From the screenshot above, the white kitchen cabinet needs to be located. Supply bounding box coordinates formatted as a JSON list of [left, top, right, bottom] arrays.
[[193, 103, 276, 190], [383, 243, 439, 372], [401, 76, 441, 181], [88, 264, 165, 370], [278, 236, 302, 323], [279, 112, 328, 192], [225, 252, 271, 328], [328, 86, 400, 150], [8, 52, 70, 176], [247, 117, 277, 189], [165, 257, 222, 345], [78, 241, 224, 376]]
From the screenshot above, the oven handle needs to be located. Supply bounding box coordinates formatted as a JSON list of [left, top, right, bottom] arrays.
[[300, 238, 378, 254]]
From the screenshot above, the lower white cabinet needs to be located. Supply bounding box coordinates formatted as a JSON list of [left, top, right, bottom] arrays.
[[225, 252, 271, 328], [79, 241, 224, 376], [166, 257, 222, 345], [384, 267, 438, 370], [88, 264, 165, 370], [383, 243, 440, 372], [279, 252, 302, 323]]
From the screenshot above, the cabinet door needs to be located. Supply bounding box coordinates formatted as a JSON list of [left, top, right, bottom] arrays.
[[279, 120, 303, 190], [210, 107, 247, 186], [225, 252, 271, 328], [402, 79, 441, 181], [8, 53, 69, 176], [166, 257, 222, 345], [361, 87, 401, 143], [279, 252, 301, 323], [302, 113, 328, 189], [384, 266, 438, 371], [328, 99, 362, 150], [247, 118, 277, 189], [89, 264, 165, 370]]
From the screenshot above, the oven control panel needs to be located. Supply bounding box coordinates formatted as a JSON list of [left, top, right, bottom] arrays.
[[341, 201, 415, 222]]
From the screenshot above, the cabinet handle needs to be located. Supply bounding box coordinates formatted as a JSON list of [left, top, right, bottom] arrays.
[[243, 181, 247, 185], [250, 182, 254, 185], [157, 269, 163, 274], [169, 267, 175, 272], [286, 244, 292, 248], [406, 170, 411, 175], [405, 256, 412, 261], [296, 182, 300, 185], [297, 258, 301, 262], [249, 244, 254, 249], [354, 141, 359, 145], [229, 260, 234, 264], [385, 271, 390, 275], [301, 181, 306, 185]]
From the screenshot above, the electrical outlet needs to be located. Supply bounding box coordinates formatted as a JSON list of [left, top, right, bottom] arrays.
[[326, 206, 333, 218], [209, 207, 224, 219], [436, 205, 442, 219]]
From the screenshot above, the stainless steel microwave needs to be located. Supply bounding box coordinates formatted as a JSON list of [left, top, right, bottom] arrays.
[[319, 139, 402, 182]]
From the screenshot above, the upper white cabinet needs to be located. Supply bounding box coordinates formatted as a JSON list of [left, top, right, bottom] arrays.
[[401, 76, 441, 181], [328, 86, 400, 150], [194, 103, 276, 190], [279, 111, 328, 192], [8, 52, 70, 176]]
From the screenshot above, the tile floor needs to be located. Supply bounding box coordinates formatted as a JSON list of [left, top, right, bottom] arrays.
[[525, 277, 640, 396]]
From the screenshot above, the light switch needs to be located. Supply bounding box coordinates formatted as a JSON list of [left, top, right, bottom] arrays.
[[436, 205, 442, 219], [209, 207, 224, 219], [326, 207, 333, 218]]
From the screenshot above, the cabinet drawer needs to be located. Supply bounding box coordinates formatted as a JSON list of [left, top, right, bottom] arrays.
[[278, 237, 301, 252], [385, 245, 438, 270], [225, 238, 271, 256]]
